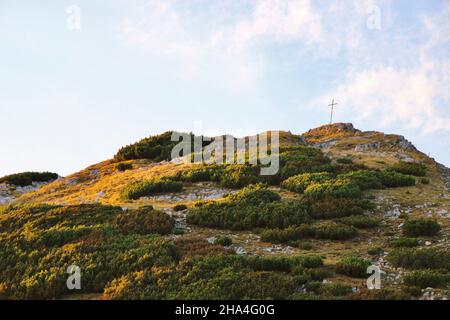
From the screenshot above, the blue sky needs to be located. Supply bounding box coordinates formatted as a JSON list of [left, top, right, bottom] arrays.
[[1, 0, 449, 176]]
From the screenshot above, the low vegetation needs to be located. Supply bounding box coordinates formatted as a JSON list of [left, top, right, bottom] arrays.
[[377, 171, 416, 188], [173, 204, 187, 212], [281, 172, 333, 193], [338, 170, 383, 190], [187, 184, 311, 230], [339, 215, 380, 229], [388, 238, 420, 248], [402, 218, 441, 237], [116, 163, 133, 172], [260, 223, 358, 243], [114, 132, 211, 162], [403, 270, 450, 289], [303, 179, 361, 199], [388, 248, 450, 270], [305, 198, 368, 219], [336, 256, 372, 278], [0, 172, 58, 187], [388, 161, 427, 177], [113, 207, 175, 235], [213, 236, 233, 246], [121, 178, 183, 200], [0, 204, 177, 299]]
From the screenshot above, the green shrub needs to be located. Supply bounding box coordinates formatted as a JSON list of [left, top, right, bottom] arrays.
[[247, 255, 322, 272], [121, 178, 183, 200], [378, 171, 416, 188], [214, 236, 233, 246], [113, 208, 175, 235], [304, 179, 361, 199], [351, 288, 410, 300], [0, 203, 179, 299], [41, 225, 97, 247], [338, 170, 382, 190], [403, 270, 449, 288], [313, 224, 358, 240], [367, 247, 384, 256], [188, 199, 310, 230], [389, 162, 426, 177], [304, 281, 323, 294], [226, 183, 281, 205], [261, 223, 357, 243], [320, 283, 353, 296], [116, 163, 133, 171], [174, 238, 229, 258], [188, 185, 311, 230], [278, 147, 331, 182], [336, 157, 353, 164], [388, 248, 450, 270], [389, 237, 420, 248], [305, 268, 334, 281], [114, 132, 211, 162], [336, 257, 371, 278], [180, 166, 218, 182], [219, 165, 262, 188], [420, 178, 430, 184], [403, 218, 441, 237], [281, 172, 333, 193], [0, 172, 58, 187], [339, 215, 380, 229], [260, 226, 315, 243], [173, 204, 187, 211], [306, 198, 365, 219], [300, 256, 325, 269], [103, 254, 305, 299]]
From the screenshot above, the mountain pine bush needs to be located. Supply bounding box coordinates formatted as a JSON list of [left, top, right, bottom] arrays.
[[281, 172, 333, 193], [388, 248, 450, 270], [116, 163, 133, 172], [402, 218, 441, 237], [338, 170, 383, 190], [0, 171, 58, 187], [403, 270, 450, 288], [303, 179, 361, 199], [336, 256, 371, 278], [388, 161, 426, 177], [377, 170, 416, 187], [187, 185, 310, 230], [121, 178, 183, 200]]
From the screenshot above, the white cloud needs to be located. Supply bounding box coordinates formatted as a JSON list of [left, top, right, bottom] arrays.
[[119, 0, 450, 134], [118, 0, 332, 89], [316, 58, 450, 134], [314, 4, 450, 134]]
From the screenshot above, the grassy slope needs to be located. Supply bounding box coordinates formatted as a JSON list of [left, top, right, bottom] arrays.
[[8, 125, 450, 299]]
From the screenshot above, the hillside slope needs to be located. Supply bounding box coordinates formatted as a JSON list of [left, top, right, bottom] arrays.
[[1, 123, 449, 300]]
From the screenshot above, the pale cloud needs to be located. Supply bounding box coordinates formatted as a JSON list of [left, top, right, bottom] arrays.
[[120, 0, 450, 134], [316, 56, 450, 134], [118, 0, 334, 89], [315, 4, 450, 134]]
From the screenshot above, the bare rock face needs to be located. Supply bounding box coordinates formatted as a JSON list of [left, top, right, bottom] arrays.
[[0, 181, 50, 204], [437, 163, 450, 191], [392, 135, 417, 152], [302, 123, 360, 144], [354, 142, 381, 152]]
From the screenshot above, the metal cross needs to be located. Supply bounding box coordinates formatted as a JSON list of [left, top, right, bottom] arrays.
[[328, 99, 338, 124]]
